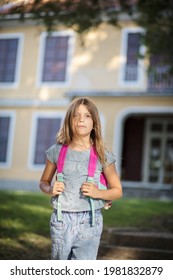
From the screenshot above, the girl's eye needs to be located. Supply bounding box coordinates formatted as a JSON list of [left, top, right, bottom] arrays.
[[73, 113, 91, 118], [73, 113, 79, 118]]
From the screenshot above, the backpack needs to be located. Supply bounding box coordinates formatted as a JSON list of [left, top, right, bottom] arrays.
[[54, 144, 112, 226]]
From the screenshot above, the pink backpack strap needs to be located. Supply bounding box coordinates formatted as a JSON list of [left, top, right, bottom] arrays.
[[100, 172, 107, 186], [88, 146, 97, 178], [57, 144, 68, 173], [88, 146, 107, 185]]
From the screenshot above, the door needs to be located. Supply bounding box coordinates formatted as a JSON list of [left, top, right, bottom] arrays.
[[143, 118, 173, 185]]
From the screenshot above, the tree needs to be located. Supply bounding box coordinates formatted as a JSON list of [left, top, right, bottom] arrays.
[[0, 0, 121, 33], [1, 0, 173, 68], [136, 0, 173, 70]]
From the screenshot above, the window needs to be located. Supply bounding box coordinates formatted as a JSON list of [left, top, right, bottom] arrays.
[[34, 117, 61, 164], [0, 111, 15, 167], [42, 36, 68, 82], [29, 112, 65, 168], [119, 28, 144, 86], [125, 32, 141, 81], [37, 31, 74, 86], [0, 38, 18, 82], [0, 34, 23, 87]]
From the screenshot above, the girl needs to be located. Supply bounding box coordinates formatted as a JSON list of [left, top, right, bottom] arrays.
[[39, 97, 122, 260]]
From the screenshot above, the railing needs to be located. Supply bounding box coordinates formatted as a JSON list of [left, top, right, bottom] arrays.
[[123, 64, 173, 93], [148, 66, 173, 92], [124, 64, 138, 81]]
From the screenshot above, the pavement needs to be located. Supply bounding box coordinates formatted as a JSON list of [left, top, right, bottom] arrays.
[[98, 227, 173, 260]]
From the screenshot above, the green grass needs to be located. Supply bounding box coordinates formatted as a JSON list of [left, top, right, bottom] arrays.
[[0, 190, 52, 260], [0, 190, 173, 259], [102, 198, 173, 231]]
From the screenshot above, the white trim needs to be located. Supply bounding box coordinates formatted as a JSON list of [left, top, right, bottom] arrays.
[[36, 30, 75, 88], [0, 98, 70, 107], [114, 106, 173, 177], [28, 111, 65, 170], [0, 33, 24, 88], [119, 27, 145, 87], [0, 110, 16, 168]]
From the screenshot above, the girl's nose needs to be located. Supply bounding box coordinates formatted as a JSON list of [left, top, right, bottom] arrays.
[[79, 115, 84, 122]]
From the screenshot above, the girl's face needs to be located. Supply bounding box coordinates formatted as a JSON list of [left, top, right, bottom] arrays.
[[72, 104, 94, 139]]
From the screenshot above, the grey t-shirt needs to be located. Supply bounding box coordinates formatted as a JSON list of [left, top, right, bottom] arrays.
[[46, 144, 116, 212]]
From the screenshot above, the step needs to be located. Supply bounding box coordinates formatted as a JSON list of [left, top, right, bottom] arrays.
[[101, 228, 173, 251], [98, 244, 173, 260]]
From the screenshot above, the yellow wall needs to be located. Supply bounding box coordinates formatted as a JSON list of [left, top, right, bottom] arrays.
[[0, 23, 146, 100], [0, 22, 173, 186]]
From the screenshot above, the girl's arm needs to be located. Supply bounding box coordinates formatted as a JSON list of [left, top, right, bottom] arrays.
[[100, 163, 122, 200], [39, 160, 64, 196], [81, 163, 122, 201]]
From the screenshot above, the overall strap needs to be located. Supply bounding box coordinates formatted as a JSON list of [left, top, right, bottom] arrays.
[[88, 146, 98, 226], [56, 144, 68, 221], [56, 145, 98, 225]]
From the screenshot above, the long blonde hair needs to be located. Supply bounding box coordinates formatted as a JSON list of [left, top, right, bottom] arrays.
[[57, 97, 106, 165]]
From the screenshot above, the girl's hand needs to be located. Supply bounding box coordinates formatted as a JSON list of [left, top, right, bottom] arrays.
[[50, 181, 65, 196], [81, 182, 100, 199]]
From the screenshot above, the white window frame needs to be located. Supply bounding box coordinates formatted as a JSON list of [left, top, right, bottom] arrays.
[[119, 27, 145, 87], [0, 110, 16, 168], [28, 111, 65, 170], [36, 30, 75, 88], [0, 33, 24, 88]]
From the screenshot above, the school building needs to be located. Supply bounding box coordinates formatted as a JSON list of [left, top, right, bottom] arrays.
[[0, 4, 173, 199]]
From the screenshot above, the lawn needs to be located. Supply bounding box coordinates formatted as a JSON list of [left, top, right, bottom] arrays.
[[0, 190, 173, 260]]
